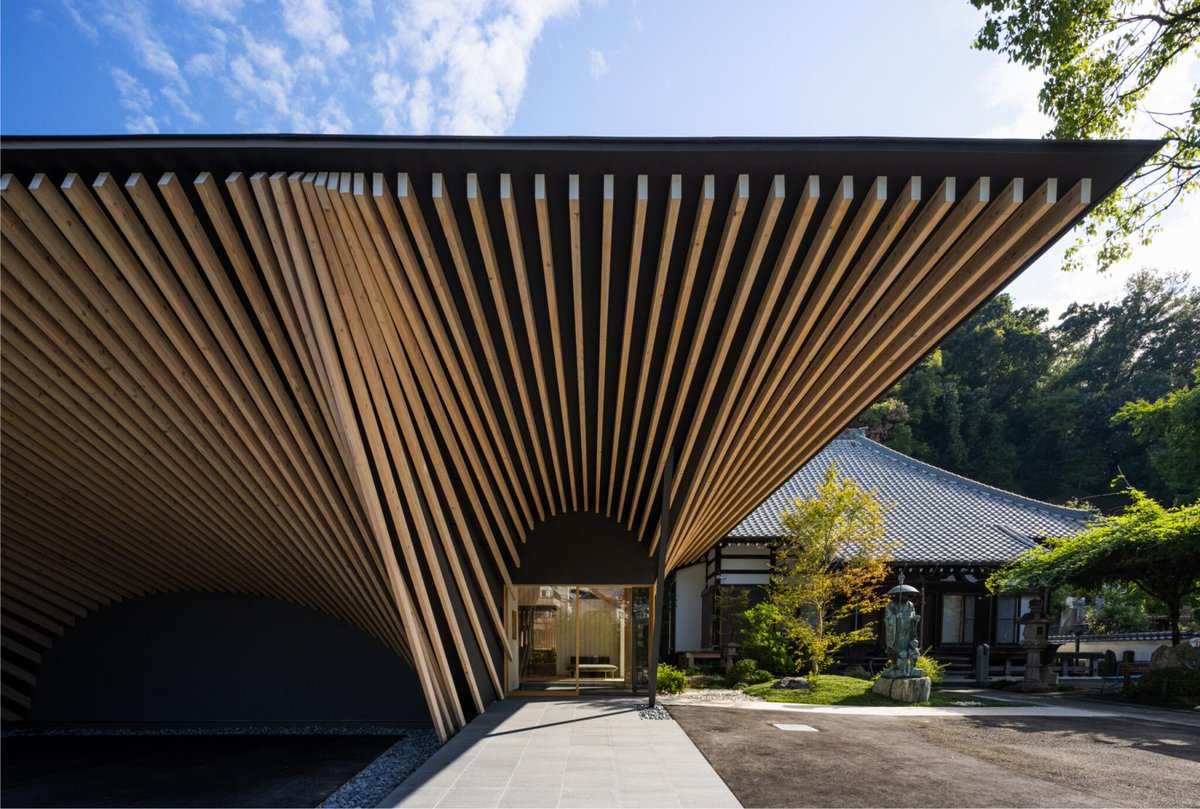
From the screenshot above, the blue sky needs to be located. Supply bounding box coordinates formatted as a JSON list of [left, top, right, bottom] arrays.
[[3, 0, 1195, 314]]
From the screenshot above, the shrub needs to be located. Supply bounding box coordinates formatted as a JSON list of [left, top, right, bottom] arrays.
[[739, 602, 798, 676], [729, 658, 772, 685], [686, 674, 727, 689], [841, 665, 871, 680], [1132, 667, 1200, 706], [656, 663, 688, 694], [916, 653, 947, 684]]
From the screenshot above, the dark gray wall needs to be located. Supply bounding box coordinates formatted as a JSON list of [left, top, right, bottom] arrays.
[[512, 512, 656, 585], [28, 592, 430, 725]]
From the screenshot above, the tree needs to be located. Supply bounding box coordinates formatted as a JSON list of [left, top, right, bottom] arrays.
[[971, 0, 1200, 272], [859, 271, 1200, 505], [770, 463, 896, 674], [1114, 364, 1200, 505], [989, 488, 1200, 644]]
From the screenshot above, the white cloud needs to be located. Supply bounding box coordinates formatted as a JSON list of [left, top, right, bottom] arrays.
[[372, 71, 410, 132], [111, 67, 159, 133], [281, 0, 350, 59], [63, 0, 582, 135], [587, 47, 609, 80], [229, 29, 304, 129], [186, 52, 220, 78], [177, 0, 244, 24], [385, 0, 580, 134], [62, 0, 99, 41]]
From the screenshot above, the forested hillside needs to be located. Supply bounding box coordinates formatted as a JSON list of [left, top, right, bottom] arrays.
[[857, 269, 1200, 510]]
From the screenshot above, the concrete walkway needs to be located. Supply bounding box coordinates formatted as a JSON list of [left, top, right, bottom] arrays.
[[379, 697, 740, 808]]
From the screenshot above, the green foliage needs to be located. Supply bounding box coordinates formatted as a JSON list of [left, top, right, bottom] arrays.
[[655, 664, 687, 695], [686, 674, 726, 689], [916, 653, 948, 685], [840, 665, 872, 680], [741, 675, 1011, 707], [1114, 365, 1200, 505], [970, 0, 1200, 272], [770, 463, 896, 675], [989, 489, 1200, 643], [728, 659, 772, 685], [1131, 667, 1200, 706], [858, 274, 1200, 506], [1083, 582, 1154, 633], [738, 602, 798, 677]]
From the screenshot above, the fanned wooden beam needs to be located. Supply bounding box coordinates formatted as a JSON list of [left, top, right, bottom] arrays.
[[0, 135, 1124, 737]]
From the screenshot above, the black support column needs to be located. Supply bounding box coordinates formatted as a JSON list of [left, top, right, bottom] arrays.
[[648, 453, 673, 708]]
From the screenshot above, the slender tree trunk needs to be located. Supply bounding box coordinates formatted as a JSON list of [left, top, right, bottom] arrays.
[[1169, 599, 1181, 647]]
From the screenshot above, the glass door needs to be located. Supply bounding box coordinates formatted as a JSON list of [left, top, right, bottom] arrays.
[[510, 585, 650, 696], [516, 586, 578, 693]]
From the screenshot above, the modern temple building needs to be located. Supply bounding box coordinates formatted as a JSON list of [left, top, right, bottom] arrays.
[[0, 136, 1156, 739]]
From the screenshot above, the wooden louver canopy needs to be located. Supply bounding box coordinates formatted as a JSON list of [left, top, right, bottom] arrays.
[[0, 136, 1156, 738]]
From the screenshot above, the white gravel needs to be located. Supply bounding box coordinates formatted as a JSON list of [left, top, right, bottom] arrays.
[[637, 704, 672, 720], [319, 729, 439, 809], [660, 688, 763, 705]]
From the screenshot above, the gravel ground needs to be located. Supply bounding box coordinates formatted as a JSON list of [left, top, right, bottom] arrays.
[[670, 704, 1200, 807], [320, 730, 438, 809], [910, 715, 1200, 808], [660, 688, 763, 705]]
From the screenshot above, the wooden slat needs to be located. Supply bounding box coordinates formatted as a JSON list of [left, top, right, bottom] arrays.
[[0, 151, 1100, 734]]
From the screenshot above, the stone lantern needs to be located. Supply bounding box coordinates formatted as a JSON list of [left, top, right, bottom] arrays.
[[1017, 596, 1054, 692]]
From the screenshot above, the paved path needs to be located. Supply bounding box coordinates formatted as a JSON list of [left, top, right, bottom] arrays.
[[379, 697, 740, 808]]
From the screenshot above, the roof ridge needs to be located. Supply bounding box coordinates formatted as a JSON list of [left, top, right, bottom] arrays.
[[840, 432, 1093, 524]]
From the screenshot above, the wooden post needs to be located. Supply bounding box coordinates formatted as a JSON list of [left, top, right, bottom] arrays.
[[648, 452, 673, 708]]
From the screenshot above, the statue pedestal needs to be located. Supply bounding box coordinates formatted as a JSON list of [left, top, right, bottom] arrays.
[[871, 676, 931, 703]]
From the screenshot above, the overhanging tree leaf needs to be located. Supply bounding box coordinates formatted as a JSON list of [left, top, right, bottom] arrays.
[[970, 0, 1200, 272], [988, 488, 1200, 643]]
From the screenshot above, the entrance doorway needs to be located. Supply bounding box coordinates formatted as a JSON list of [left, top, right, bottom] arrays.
[[509, 586, 650, 696]]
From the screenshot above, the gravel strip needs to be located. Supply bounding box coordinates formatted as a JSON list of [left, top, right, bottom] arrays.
[[320, 730, 439, 809], [660, 688, 763, 705], [637, 705, 672, 720]]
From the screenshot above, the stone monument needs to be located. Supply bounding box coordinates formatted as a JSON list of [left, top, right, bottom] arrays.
[[1016, 596, 1055, 692], [871, 573, 932, 702]]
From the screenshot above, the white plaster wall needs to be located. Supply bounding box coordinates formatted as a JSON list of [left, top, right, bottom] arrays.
[[674, 563, 705, 652]]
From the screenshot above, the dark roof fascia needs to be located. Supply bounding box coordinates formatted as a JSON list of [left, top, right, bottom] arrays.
[[2, 139, 1158, 339], [0, 134, 1159, 189]]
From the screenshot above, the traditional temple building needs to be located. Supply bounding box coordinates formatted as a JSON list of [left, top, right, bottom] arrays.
[[669, 428, 1092, 674]]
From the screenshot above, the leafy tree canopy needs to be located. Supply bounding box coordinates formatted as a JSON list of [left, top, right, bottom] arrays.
[[770, 463, 896, 675], [970, 0, 1200, 272], [860, 269, 1199, 506], [1114, 363, 1200, 504], [988, 488, 1200, 643]]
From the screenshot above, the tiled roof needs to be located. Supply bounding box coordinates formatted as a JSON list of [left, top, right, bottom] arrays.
[[728, 429, 1092, 564]]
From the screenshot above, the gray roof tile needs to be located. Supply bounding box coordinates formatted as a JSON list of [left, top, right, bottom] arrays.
[[728, 429, 1092, 564]]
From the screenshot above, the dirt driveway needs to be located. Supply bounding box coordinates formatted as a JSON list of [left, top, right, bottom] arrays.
[[669, 705, 1200, 808]]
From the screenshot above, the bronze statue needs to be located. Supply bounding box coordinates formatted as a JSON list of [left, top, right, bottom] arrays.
[[882, 573, 921, 678]]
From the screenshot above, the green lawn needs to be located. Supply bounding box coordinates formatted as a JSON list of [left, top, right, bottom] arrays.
[[741, 675, 1015, 707]]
